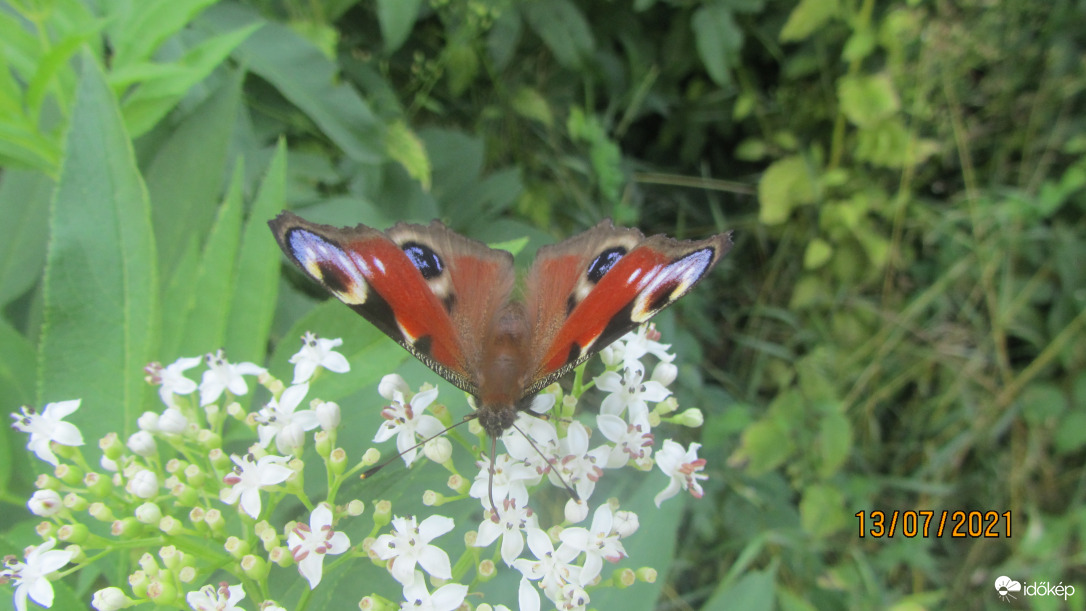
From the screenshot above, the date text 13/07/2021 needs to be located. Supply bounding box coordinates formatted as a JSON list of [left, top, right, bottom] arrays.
[[855, 510, 1011, 538]]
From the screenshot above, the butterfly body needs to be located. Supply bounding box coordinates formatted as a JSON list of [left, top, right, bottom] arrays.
[[269, 212, 732, 439]]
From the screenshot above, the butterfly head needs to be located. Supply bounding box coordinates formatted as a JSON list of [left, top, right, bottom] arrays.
[[475, 401, 518, 440]]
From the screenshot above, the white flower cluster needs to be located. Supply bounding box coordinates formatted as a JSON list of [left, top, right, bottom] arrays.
[[369, 325, 709, 610], [3, 326, 709, 611]]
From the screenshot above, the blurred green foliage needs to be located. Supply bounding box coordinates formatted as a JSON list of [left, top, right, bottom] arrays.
[[1, 0, 1083, 609]]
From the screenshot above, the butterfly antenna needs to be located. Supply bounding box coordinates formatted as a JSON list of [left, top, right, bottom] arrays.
[[487, 434, 500, 518], [510, 421, 581, 504], [361, 417, 471, 480]]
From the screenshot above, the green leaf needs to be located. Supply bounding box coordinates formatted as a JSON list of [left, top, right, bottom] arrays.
[[377, 0, 423, 52], [803, 238, 833, 269], [703, 567, 777, 611], [692, 3, 742, 87], [145, 71, 241, 276], [225, 140, 288, 362], [799, 483, 846, 537], [816, 411, 851, 477], [758, 155, 818, 225], [120, 23, 260, 137], [386, 121, 432, 191], [173, 163, 245, 358], [522, 0, 595, 69], [0, 170, 51, 305], [202, 3, 384, 164], [837, 73, 900, 127], [0, 317, 36, 409], [737, 417, 794, 474], [39, 52, 159, 440], [780, 0, 839, 42], [511, 86, 553, 127], [108, 0, 220, 68]]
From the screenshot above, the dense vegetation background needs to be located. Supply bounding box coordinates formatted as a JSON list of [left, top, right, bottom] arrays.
[[1, 0, 1083, 609]]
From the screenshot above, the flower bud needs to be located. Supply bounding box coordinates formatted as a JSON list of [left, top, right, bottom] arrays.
[[98, 433, 124, 461], [135, 502, 163, 525], [63, 493, 88, 512], [346, 500, 365, 516], [28, 490, 63, 516], [35, 521, 57, 539], [676, 407, 704, 427], [56, 464, 84, 486], [89, 502, 115, 522], [423, 437, 452, 465], [158, 408, 188, 434], [126, 469, 159, 499], [57, 523, 89, 543], [136, 411, 160, 432], [91, 586, 133, 611], [329, 447, 347, 475], [314, 431, 332, 458], [241, 554, 269, 580], [564, 498, 589, 524], [146, 579, 177, 606], [316, 400, 341, 430], [225, 536, 250, 558], [158, 515, 183, 536], [127, 432, 157, 458], [612, 510, 640, 538]]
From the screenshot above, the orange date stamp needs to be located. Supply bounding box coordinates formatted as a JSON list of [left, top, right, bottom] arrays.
[[855, 510, 1011, 538]]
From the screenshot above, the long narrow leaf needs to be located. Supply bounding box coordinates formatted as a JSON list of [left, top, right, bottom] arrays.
[[38, 52, 159, 439]]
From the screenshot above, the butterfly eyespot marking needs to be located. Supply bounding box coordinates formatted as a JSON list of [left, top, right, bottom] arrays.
[[402, 241, 445, 280], [587, 247, 627, 283]]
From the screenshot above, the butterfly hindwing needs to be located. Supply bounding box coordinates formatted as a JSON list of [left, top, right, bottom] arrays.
[[523, 222, 732, 395], [269, 212, 515, 396]]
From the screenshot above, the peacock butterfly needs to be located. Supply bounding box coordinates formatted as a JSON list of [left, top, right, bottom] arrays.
[[268, 212, 732, 442]]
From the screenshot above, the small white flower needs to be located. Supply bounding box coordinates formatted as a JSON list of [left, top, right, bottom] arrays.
[[221, 453, 293, 518], [91, 586, 133, 611], [596, 414, 653, 468], [654, 440, 708, 507], [555, 581, 590, 611], [371, 515, 454, 586], [186, 582, 245, 611], [474, 500, 538, 566], [614, 325, 674, 374], [502, 413, 559, 475], [559, 504, 627, 585], [372, 386, 443, 467], [469, 454, 542, 510], [126, 469, 159, 499], [126, 431, 157, 457], [27, 490, 63, 517], [11, 400, 85, 467], [256, 384, 319, 454], [145, 357, 201, 407], [512, 528, 579, 599], [199, 350, 265, 406], [287, 503, 350, 589], [596, 366, 670, 428], [548, 421, 609, 502], [289, 332, 350, 384], [378, 374, 411, 401], [398, 571, 468, 611], [1, 538, 73, 611]]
